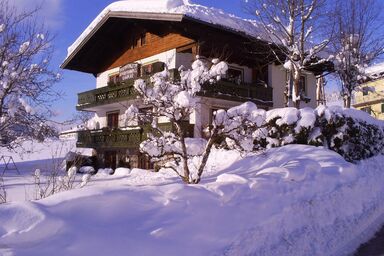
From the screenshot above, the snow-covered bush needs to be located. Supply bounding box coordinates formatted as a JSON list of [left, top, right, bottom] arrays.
[[252, 105, 384, 162], [33, 148, 93, 200]]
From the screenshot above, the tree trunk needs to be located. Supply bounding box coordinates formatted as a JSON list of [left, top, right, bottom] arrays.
[[175, 121, 191, 183], [344, 96, 351, 108], [193, 129, 218, 184], [293, 76, 301, 109], [284, 86, 289, 107]]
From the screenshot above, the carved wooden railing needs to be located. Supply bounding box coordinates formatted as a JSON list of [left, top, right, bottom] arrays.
[[77, 69, 273, 110], [76, 69, 180, 111], [199, 80, 273, 106], [76, 121, 194, 149], [77, 80, 138, 111]]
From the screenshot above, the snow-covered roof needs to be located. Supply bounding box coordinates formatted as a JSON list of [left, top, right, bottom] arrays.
[[365, 62, 384, 77], [63, 0, 265, 66]]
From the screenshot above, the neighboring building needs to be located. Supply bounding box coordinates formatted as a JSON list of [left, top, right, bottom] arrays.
[[61, 0, 330, 169], [353, 63, 384, 120]]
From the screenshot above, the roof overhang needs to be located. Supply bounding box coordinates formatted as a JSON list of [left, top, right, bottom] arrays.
[[61, 11, 184, 72]]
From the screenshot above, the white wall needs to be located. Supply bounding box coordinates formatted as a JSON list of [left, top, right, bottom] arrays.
[[301, 72, 317, 108], [270, 64, 286, 108], [269, 64, 318, 109]]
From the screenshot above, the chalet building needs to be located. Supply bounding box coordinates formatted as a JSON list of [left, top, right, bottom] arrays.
[[61, 0, 330, 169], [353, 62, 384, 120]]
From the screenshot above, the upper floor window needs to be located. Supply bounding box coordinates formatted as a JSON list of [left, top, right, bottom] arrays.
[[108, 73, 120, 86], [141, 62, 165, 77], [226, 67, 244, 84]]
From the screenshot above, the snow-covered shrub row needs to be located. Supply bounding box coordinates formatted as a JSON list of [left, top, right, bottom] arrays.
[[247, 105, 384, 162]]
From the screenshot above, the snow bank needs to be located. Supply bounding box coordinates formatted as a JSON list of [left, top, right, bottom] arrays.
[[1, 145, 384, 255], [66, 0, 265, 58]]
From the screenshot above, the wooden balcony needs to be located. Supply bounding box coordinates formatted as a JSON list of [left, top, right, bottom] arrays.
[[77, 79, 138, 111], [77, 127, 145, 149], [199, 80, 273, 107], [76, 69, 180, 111], [76, 122, 194, 149], [77, 71, 273, 111]]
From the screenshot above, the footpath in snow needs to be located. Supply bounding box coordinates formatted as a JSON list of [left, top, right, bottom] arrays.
[[0, 144, 384, 256]]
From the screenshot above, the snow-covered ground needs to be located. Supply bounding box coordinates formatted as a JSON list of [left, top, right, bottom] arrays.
[[0, 141, 384, 256]]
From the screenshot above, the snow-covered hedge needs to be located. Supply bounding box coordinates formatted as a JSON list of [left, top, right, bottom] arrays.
[[251, 105, 384, 162]]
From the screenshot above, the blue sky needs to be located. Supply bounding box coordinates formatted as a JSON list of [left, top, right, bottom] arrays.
[[13, 0, 246, 122]]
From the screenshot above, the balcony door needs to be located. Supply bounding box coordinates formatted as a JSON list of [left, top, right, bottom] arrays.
[[107, 111, 119, 129]]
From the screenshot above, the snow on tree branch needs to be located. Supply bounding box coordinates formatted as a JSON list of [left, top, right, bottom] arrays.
[[329, 0, 384, 108], [0, 0, 61, 149], [244, 0, 332, 107], [125, 58, 268, 184]]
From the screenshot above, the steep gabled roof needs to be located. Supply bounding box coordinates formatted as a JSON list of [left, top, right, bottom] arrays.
[[61, 0, 267, 71]]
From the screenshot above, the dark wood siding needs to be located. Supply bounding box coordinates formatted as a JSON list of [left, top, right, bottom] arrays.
[[108, 32, 195, 70]]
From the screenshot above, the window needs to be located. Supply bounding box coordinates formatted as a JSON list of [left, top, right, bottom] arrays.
[[298, 75, 306, 95], [107, 111, 119, 129], [226, 67, 244, 84], [141, 62, 165, 76], [108, 73, 120, 86], [286, 72, 307, 95], [381, 103, 384, 113]]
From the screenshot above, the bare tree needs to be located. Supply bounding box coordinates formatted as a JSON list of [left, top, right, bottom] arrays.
[[244, 0, 331, 107], [0, 0, 61, 149], [331, 0, 384, 108]]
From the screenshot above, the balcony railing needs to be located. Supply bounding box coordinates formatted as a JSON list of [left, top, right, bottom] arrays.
[[199, 80, 273, 106], [77, 70, 273, 110], [77, 79, 138, 111], [76, 121, 194, 149], [76, 69, 180, 111], [77, 127, 146, 149]]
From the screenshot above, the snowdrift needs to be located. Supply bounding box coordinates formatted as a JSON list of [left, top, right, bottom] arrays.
[[1, 145, 384, 256]]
